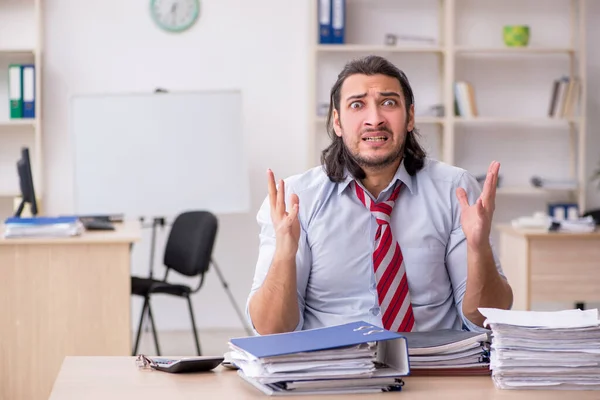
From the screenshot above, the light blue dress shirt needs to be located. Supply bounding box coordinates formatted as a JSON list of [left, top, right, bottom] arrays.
[[246, 158, 506, 334]]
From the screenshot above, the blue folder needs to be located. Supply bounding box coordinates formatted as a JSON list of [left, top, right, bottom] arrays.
[[331, 0, 345, 44], [318, 0, 332, 44], [230, 321, 405, 359], [21, 64, 35, 119], [4, 216, 79, 225]]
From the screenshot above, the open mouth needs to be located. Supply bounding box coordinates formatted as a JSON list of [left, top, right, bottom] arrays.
[[362, 136, 388, 142]]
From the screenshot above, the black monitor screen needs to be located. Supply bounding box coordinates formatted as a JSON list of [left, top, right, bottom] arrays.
[[15, 147, 38, 217]]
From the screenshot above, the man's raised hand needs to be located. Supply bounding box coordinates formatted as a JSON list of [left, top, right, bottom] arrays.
[[267, 169, 300, 258]]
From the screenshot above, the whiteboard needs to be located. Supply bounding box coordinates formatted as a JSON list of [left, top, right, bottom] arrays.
[[71, 90, 250, 218]]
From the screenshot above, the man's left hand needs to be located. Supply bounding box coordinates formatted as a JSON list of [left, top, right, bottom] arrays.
[[456, 161, 500, 250]]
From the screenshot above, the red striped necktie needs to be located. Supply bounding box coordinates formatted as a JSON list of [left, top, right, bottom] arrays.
[[354, 181, 415, 332]]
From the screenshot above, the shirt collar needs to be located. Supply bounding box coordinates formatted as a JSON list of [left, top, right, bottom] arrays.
[[336, 158, 415, 195]]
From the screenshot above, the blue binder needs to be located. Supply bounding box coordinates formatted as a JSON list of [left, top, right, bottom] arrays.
[[318, 0, 332, 44], [231, 321, 411, 395], [331, 0, 345, 44], [4, 216, 79, 225], [21, 64, 35, 119], [230, 321, 406, 359]]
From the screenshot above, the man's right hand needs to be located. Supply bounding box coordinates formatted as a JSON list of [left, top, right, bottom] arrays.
[[267, 169, 300, 260], [248, 170, 302, 335]]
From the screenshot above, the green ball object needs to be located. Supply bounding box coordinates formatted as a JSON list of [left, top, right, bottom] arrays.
[[503, 25, 530, 47]]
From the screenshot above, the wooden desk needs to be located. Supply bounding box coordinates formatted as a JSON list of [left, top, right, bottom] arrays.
[[48, 356, 599, 399], [0, 222, 141, 400], [496, 224, 600, 310]]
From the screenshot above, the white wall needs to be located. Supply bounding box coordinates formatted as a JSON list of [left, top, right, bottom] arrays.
[[43, 0, 311, 331], [42, 0, 600, 332], [585, 0, 600, 210]]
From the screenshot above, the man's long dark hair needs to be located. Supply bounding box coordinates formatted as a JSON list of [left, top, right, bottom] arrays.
[[320, 55, 427, 183]]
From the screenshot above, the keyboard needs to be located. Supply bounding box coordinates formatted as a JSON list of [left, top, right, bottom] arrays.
[[81, 219, 115, 231]]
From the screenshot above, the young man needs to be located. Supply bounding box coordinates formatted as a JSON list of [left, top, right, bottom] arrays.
[[247, 55, 513, 335]]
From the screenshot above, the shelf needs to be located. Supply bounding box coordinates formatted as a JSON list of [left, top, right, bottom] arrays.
[[315, 116, 444, 124], [0, 191, 18, 198], [309, 0, 588, 211], [496, 186, 577, 196], [453, 117, 580, 126], [0, 120, 36, 129], [454, 46, 575, 55], [415, 116, 444, 124], [0, 0, 44, 222], [316, 44, 443, 54], [316, 45, 574, 56], [0, 48, 35, 56]]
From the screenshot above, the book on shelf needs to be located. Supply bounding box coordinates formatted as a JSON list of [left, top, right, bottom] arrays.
[[548, 75, 580, 119], [454, 81, 478, 118], [228, 321, 410, 395]]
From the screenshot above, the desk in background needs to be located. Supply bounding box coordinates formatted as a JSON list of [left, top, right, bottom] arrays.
[[496, 224, 600, 310], [0, 221, 141, 400], [49, 356, 600, 400]]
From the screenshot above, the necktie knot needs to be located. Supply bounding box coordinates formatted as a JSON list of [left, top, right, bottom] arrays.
[[354, 182, 402, 225]]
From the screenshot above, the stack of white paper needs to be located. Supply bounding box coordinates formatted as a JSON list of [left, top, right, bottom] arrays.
[[230, 343, 404, 391], [480, 308, 600, 390], [556, 216, 596, 233]]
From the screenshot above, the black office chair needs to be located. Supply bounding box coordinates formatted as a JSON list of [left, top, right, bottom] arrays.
[[131, 211, 218, 357]]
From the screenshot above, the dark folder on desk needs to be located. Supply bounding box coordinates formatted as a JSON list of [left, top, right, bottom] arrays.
[[402, 329, 491, 376]]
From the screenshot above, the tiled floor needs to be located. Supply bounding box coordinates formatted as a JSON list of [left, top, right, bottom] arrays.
[[133, 328, 248, 357]]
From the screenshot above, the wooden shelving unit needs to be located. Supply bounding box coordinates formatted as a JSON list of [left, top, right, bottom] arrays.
[[309, 0, 588, 212], [0, 0, 44, 219], [314, 115, 444, 125], [316, 44, 444, 53], [0, 119, 37, 128], [496, 186, 577, 196], [453, 117, 581, 126], [454, 46, 576, 55]]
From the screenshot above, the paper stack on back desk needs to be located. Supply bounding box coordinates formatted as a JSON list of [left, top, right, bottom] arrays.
[[480, 308, 600, 390], [401, 329, 491, 376], [228, 321, 410, 396]]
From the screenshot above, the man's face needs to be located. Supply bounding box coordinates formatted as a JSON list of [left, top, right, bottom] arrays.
[[333, 73, 414, 170]]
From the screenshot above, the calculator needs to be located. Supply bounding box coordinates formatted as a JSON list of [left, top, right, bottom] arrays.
[[150, 356, 224, 373]]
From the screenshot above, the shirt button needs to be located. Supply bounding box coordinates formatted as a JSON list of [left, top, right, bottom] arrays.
[[370, 306, 381, 316]]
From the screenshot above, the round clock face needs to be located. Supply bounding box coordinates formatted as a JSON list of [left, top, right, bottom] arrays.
[[150, 0, 200, 33]]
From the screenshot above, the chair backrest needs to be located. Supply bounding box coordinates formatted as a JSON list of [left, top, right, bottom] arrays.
[[163, 211, 218, 277]]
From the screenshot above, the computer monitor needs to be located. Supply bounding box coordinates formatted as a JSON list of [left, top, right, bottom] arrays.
[[15, 147, 38, 217]]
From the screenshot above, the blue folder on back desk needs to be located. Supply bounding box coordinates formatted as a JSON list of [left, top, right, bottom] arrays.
[[228, 321, 410, 396], [3, 216, 83, 238]]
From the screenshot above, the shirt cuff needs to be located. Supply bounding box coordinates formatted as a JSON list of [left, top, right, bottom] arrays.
[[460, 307, 492, 333], [244, 294, 261, 336]]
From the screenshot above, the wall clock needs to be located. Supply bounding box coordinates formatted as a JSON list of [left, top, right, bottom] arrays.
[[150, 0, 200, 33]]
